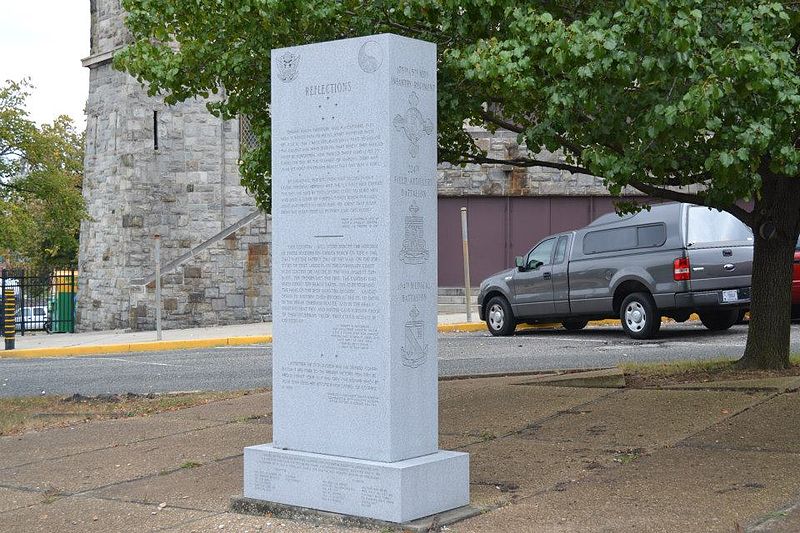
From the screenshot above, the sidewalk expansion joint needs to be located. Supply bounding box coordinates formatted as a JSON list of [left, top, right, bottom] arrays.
[[673, 387, 788, 449], [0, 420, 231, 472], [155, 511, 227, 533], [71, 452, 245, 498], [450, 388, 623, 452]]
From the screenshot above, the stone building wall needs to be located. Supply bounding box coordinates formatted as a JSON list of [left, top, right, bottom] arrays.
[[77, 0, 271, 331], [436, 126, 706, 198], [127, 216, 271, 330], [437, 126, 640, 198]]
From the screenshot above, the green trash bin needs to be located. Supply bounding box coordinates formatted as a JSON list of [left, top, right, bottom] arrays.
[[51, 270, 76, 333]]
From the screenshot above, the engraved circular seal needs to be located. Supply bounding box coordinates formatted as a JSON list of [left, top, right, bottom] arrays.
[[358, 41, 383, 73]]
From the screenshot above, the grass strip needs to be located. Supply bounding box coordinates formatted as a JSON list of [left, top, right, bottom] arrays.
[[620, 355, 800, 388], [0, 389, 266, 436]]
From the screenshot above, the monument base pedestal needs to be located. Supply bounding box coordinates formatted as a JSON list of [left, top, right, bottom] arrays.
[[243, 443, 469, 523]]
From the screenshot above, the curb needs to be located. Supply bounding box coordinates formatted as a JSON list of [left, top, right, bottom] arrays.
[[0, 335, 272, 359], [1, 323, 484, 359], [0, 315, 702, 359]]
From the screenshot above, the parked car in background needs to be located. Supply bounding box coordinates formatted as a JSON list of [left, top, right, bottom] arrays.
[[793, 237, 800, 319], [15, 305, 48, 331], [478, 203, 754, 339]]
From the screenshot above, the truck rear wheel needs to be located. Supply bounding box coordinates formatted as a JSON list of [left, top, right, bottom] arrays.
[[485, 296, 516, 336], [699, 309, 739, 331], [620, 292, 661, 340]]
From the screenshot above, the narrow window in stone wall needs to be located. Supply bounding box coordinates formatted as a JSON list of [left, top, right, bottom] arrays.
[[153, 111, 159, 150], [239, 115, 259, 156]]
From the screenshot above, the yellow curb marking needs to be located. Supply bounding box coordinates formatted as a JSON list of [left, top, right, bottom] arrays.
[[0, 313, 704, 359], [0, 335, 273, 359]]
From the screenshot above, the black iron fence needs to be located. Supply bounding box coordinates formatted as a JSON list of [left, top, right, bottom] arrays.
[[1, 268, 77, 335]]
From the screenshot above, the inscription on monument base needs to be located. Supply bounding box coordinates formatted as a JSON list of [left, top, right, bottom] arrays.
[[244, 444, 469, 523]]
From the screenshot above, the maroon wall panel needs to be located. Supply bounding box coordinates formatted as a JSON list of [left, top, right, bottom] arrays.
[[508, 197, 550, 260], [437, 199, 465, 287], [437, 196, 663, 287]]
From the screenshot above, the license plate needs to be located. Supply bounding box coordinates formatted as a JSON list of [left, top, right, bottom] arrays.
[[722, 290, 739, 303]]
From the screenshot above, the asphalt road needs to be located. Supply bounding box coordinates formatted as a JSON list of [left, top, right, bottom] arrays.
[[1, 321, 799, 397]]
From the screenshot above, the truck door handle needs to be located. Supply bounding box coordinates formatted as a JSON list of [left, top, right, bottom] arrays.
[[543, 272, 552, 280]]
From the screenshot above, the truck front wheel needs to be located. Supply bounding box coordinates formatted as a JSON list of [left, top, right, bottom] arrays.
[[485, 296, 516, 336], [699, 309, 739, 331], [620, 292, 661, 340]]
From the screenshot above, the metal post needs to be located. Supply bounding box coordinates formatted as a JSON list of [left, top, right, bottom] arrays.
[[4, 288, 15, 350], [460, 207, 472, 322], [154, 234, 162, 341]]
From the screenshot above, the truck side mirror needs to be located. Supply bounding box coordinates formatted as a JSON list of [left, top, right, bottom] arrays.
[[515, 256, 525, 270]]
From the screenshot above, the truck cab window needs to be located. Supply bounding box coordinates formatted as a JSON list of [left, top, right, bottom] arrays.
[[553, 236, 569, 264], [527, 238, 556, 269]]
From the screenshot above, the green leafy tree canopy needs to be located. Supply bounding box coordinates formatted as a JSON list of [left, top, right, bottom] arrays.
[[116, 0, 800, 368], [0, 79, 86, 269]]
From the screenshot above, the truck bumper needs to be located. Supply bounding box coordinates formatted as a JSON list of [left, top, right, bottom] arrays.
[[675, 287, 751, 309]]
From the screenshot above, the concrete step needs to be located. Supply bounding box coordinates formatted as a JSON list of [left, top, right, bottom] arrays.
[[437, 287, 480, 297], [437, 295, 479, 305], [438, 304, 481, 315]]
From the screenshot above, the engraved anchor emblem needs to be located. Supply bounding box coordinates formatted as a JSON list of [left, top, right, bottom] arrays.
[[399, 202, 429, 265], [401, 306, 427, 368], [393, 92, 433, 158]]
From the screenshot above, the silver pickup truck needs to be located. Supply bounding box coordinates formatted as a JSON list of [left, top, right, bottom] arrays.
[[477, 203, 753, 339]]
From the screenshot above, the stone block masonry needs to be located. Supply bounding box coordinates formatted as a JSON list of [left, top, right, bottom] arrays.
[[77, 0, 270, 332], [126, 216, 271, 331]]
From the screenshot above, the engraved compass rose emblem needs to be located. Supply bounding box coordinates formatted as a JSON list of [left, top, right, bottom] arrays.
[[393, 92, 433, 158]]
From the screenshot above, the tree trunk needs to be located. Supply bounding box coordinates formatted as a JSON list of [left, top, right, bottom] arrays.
[[738, 177, 800, 369]]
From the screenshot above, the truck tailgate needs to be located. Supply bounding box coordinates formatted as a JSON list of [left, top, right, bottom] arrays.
[[687, 244, 752, 292]]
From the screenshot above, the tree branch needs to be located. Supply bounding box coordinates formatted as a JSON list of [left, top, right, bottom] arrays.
[[480, 110, 524, 134], [627, 178, 754, 227], [455, 154, 595, 176]]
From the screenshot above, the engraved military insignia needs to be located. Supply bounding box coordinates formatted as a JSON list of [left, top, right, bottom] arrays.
[[358, 40, 383, 73], [399, 202, 429, 265], [393, 92, 433, 158], [276, 51, 300, 83], [401, 306, 427, 368]]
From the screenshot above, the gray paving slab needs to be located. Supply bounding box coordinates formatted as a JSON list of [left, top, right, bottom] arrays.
[[0, 416, 224, 469], [0, 486, 42, 513], [530, 388, 771, 448], [454, 447, 800, 533], [165, 512, 373, 532], [89, 455, 244, 513], [439, 383, 613, 439], [682, 391, 800, 453], [463, 436, 619, 509], [0, 495, 215, 532], [154, 392, 271, 423], [2, 422, 266, 494]]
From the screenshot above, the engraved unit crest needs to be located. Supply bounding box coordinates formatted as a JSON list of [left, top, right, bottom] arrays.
[[276, 51, 300, 83], [399, 202, 429, 265], [401, 306, 428, 368], [393, 92, 434, 158]]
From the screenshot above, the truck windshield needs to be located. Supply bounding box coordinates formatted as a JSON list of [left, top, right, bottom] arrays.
[[687, 207, 753, 246]]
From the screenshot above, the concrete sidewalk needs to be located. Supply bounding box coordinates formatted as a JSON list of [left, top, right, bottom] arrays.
[[2, 373, 800, 532], [1, 313, 484, 358]]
